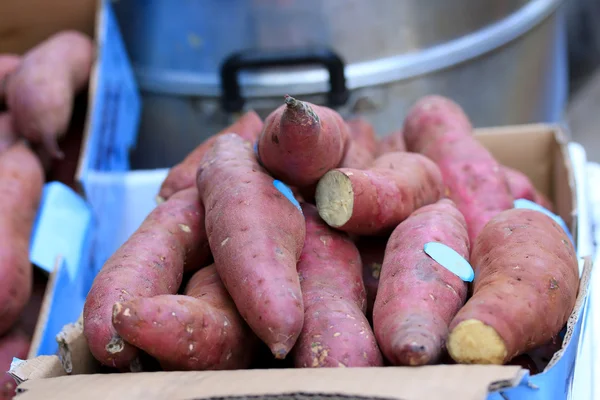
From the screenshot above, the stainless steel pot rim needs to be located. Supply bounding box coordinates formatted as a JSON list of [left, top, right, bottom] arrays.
[[134, 0, 563, 98]]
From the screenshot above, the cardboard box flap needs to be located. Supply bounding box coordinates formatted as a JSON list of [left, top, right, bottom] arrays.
[[13, 365, 525, 400], [9, 356, 65, 385]]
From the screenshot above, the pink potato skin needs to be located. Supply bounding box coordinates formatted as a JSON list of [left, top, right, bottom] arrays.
[[0, 329, 30, 400], [403, 95, 513, 244], [502, 166, 554, 211], [355, 237, 388, 319], [0, 142, 44, 336], [196, 133, 306, 359], [373, 199, 470, 366], [448, 208, 579, 364], [257, 96, 350, 188], [0, 54, 21, 102], [158, 110, 264, 201], [83, 187, 210, 369], [318, 151, 444, 235], [293, 204, 383, 368], [112, 264, 258, 371], [376, 130, 406, 156], [340, 117, 377, 169], [5, 31, 94, 159]]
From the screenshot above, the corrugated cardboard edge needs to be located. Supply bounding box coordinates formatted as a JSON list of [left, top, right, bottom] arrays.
[[55, 314, 99, 375], [545, 256, 593, 370], [13, 365, 525, 400]]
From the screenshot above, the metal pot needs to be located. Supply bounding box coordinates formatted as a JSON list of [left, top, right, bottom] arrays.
[[113, 0, 567, 169]]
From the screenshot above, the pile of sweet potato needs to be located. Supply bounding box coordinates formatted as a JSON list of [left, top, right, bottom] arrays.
[[83, 94, 580, 375], [0, 31, 93, 399]]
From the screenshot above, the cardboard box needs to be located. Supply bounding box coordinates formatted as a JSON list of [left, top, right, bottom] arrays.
[[11, 1, 594, 400]]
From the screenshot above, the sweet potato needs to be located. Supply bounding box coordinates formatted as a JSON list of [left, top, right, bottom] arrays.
[[0, 329, 30, 400], [0, 113, 16, 154], [4, 31, 94, 159], [355, 237, 388, 319], [373, 199, 470, 366], [257, 95, 350, 188], [0, 54, 20, 104], [197, 133, 305, 359], [0, 142, 43, 336], [112, 264, 258, 371], [158, 110, 263, 201], [340, 118, 377, 169], [447, 208, 579, 365], [83, 187, 210, 369], [293, 204, 383, 368], [376, 130, 406, 156], [403, 95, 513, 243], [503, 165, 553, 211], [315, 151, 444, 235]]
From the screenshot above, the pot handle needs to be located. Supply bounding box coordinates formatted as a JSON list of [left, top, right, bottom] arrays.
[[219, 47, 349, 113]]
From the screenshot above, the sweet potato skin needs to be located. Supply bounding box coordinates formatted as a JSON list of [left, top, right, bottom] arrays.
[[340, 117, 377, 169], [376, 130, 406, 156], [257, 96, 349, 188], [502, 166, 553, 211], [373, 199, 470, 366], [112, 265, 258, 371], [0, 142, 43, 336], [0, 329, 30, 400], [293, 204, 383, 368], [316, 151, 444, 235], [447, 208, 579, 364], [0, 54, 20, 102], [403, 95, 513, 243], [197, 133, 305, 358], [158, 110, 263, 201], [5, 31, 94, 159], [83, 187, 210, 369]]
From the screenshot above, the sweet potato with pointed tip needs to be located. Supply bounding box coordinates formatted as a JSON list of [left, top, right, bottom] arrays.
[[293, 204, 383, 368], [257, 95, 350, 188], [4, 31, 94, 159], [503, 166, 553, 211], [315, 151, 444, 235], [112, 264, 259, 371], [447, 208, 579, 365], [0, 142, 44, 336], [197, 133, 305, 359], [158, 110, 263, 201], [373, 199, 470, 366], [0, 329, 30, 400], [83, 187, 210, 369], [403, 95, 513, 243]]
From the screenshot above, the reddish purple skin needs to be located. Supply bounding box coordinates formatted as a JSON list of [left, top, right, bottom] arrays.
[[373, 199, 470, 366], [196, 133, 305, 359], [158, 111, 264, 200], [294, 204, 383, 368], [403, 95, 513, 244], [0, 113, 17, 155], [5, 31, 94, 159], [83, 187, 210, 369], [324, 152, 444, 235], [112, 265, 258, 371], [449, 209, 579, 363], [503, 166, 554, 211], [257, 96, 349, 188], [0, 142, 43, 336], [0, 54, 20, 103]]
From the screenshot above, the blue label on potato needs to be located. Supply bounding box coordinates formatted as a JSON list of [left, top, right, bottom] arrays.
[[273, 180, 302, 212], [513, 199, 574, 245], [424, 242, 474, 282]]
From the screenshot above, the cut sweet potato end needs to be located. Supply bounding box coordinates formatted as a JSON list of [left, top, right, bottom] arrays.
[[315, 170, 354, 228], [447, 319, 507, 365]]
